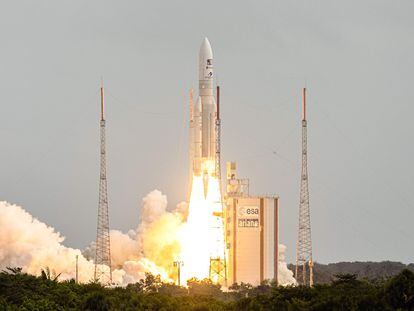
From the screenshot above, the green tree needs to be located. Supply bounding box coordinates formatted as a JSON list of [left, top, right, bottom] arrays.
[[40, 267, 61, 282], [81, 291, 111, 311], [141, 273, 162, 293], [229, 282, 253, 299], [158, 283, 188, 296], [384, 269, 414, 310], [187, 278, 222, 297]]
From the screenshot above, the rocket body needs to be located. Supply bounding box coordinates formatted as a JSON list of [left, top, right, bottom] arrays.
[[192, 38, 217, 177], [183, 38, 226, 283]]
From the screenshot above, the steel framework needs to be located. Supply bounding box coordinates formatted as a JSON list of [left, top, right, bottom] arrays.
[[295, 88, 313, 286], [209, 85, 227, 285], [94, 86, 112, 284]]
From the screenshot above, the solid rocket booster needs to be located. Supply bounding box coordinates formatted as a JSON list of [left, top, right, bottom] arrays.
[[192, 37, 217, 177]]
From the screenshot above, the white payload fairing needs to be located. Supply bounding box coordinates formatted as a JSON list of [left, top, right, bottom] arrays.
[[190, 38, 217, 181]]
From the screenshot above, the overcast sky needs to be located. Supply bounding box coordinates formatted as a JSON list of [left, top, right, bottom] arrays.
[[0, 0, 413, 264]]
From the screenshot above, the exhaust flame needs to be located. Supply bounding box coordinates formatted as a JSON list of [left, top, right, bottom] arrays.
[[178, 174, 226, 283]]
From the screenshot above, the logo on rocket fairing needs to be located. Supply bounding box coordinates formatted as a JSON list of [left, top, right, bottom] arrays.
[[205, 59, 213, 78]]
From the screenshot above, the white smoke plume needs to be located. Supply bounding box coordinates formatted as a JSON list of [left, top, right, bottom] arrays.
[[278, 244, 297, 286], [0, 201, 96, 282], [108, 190, 187, 281], [0, 191, 295, 286], [0, 190, 185, 285]]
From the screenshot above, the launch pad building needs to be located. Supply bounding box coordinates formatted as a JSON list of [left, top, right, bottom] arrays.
[[225, 162, 279, 286]]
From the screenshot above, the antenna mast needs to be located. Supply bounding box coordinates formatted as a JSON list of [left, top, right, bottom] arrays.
[[94, 84, 112, 284], [295, 88, 313, 286]]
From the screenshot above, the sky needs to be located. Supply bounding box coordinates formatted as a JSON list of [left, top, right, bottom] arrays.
[[0, 0, 413, 264]]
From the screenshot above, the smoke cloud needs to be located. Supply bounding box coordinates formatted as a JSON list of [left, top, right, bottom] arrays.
[[278, 244, 297, 286], [0, 201, 96, 282], [0, 191, 295, 286], [85, 189, 186, 283]]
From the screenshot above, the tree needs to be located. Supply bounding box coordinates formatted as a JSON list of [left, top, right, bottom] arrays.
[[81, 291, 111, 311], [158, 283, 188, 296], [384, 269, 414, 310], [229, 282, 253, 299], [41, 267, 61, 282], [0, 264, 411, 310], [332, 273, 359, 286], [142, 273, 162, 293], [2, 267, 22, 275], [187, 278, 222, 297]]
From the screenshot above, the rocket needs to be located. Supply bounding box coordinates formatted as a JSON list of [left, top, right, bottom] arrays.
[[190, 37, 217, 182]]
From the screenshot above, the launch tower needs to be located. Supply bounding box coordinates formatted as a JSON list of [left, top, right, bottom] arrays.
[[209, 85, 227, 285]]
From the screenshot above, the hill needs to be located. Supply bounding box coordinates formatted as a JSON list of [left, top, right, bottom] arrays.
[[289, 261, 414, 284]]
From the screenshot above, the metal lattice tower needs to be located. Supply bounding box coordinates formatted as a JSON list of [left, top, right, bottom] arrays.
[[188, 88, 194, 202], [214, 86, 222, 187], [94, 85, 112, 284], [209, 85, 227, 285], [295, 88, 314, 286]]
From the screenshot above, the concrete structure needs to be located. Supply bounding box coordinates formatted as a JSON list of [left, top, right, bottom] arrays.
[[225, 162, 279, 286]]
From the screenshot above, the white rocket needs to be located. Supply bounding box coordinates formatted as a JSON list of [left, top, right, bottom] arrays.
[[190, 37, 217, 179]]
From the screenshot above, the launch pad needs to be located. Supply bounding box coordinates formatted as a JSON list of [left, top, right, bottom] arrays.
[[183, 38, 279, 287]]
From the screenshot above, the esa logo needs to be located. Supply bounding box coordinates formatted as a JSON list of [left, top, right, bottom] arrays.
[[238, 207, 259, 217], [246, 208, 259, 215]]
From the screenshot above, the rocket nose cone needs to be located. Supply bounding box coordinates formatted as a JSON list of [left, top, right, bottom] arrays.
[[199, 37, 214, 81], [199, 37, 213, 59]]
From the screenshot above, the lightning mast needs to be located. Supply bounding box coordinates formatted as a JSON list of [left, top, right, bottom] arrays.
[[295, 88, 313, 286], [94, 84, 112, 284]]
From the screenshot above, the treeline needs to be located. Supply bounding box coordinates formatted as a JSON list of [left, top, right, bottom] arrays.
[[0, 267, 414, 310], [289, 261, 414, 284]]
